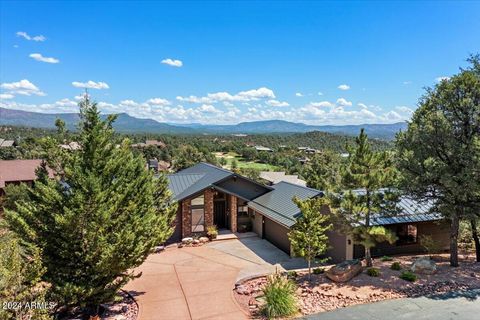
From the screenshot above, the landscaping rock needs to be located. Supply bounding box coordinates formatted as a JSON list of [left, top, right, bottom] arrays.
[[411, 257, 437, 274], [236, 284, 249, 295], [199, 236, 209, 243], [181, 237, 193, 244], [153, 245, 164, 253], [325, 259, 363, 282], [193, 239, 200, 244]]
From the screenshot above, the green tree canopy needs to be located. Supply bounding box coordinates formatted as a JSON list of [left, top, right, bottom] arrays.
[[289, 197, 331, 277], [5, 96, 177, 315], [396, 55, 480, 266]]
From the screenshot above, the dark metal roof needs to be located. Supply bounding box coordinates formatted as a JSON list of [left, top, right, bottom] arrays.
[[248, 181, 322, 228], [350, 189, 442, 226]]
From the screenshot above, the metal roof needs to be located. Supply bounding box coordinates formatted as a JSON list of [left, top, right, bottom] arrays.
[[248, 181, 322, 227], [350, 189, 441, 226], [167, 163, 233, 200]]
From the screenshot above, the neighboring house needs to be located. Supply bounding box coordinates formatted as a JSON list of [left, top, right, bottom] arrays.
[[0, 139, 16, 148], [132, 140, 166, 148], [147, 159, 171, 173], [0, 159, 54, 196], [59, 141, 81, 150], [259, 171, 307, 187], [167, 162, 450, 263], [254, 146, 273, 152]]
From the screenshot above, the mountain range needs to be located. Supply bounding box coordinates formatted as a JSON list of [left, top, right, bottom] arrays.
[[0, 107, 408, 139]]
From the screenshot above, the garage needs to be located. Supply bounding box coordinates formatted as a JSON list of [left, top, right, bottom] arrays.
[[263, 216, 291, 255]]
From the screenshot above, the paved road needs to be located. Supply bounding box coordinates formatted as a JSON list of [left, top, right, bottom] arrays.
[[302, 289, 480, 320]]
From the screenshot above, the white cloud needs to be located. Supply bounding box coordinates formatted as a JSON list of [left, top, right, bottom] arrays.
[[146, 98, 171, 106], [16, 31, 46, 42], [295, 92, 303, 97], [13, 45, 19, 48], [29, 53, 59, 64], [266, 100, 289, 107], [403, 81, 412, 85], [0, 93, 15, 100], [198, 104, 219, 113], [119, 99, 139, 107], [338, 84, 350, 91], [72, 81, 110, 90], [177, 87, 275, 104], [395, 106, 414, 114], [0, 79, 46, 96], [317, 92, 323, 96], [309, 101, 334, 108], [161, 58, 183, 67], [436, 76, 450, 82], [336, 98, 352, 106]]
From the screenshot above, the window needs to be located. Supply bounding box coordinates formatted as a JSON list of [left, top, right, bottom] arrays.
[[396, 224, 417, 245], [191, 195, 205, 232]]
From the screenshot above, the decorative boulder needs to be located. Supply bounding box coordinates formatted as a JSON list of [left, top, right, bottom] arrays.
[[181, 237, 193, 245], [411, 257, 437, 274], [153, 245, 165, 253], [193, 239, 200, 244], [199, 236, 209, 243], [325, 259, 363, 282]]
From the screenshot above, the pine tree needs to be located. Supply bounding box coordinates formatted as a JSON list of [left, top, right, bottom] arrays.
[[336, 129, 399, 267], [288, 197, 331, 278], [302, 150, 342, 191], [396, 55, 480, 266], [5, 96, 177, 315]]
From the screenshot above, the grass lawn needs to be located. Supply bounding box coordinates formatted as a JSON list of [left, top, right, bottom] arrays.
[[214, 152, 279, 171]]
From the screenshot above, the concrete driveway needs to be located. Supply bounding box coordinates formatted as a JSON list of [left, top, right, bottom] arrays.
[[125, 236, 306, 320], [302, 289, 480, 320]]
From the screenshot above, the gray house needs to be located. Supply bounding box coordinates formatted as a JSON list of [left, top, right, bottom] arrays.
[[166, 163, 449, 262]]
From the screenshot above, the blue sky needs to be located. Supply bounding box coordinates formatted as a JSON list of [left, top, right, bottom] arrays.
[[1, 1, 479, 125]]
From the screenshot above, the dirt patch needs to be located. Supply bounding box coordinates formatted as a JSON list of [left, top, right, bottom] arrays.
[[234, 254, 480, 318]]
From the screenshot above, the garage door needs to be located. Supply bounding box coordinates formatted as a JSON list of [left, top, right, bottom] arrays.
[[263, 217, 291, 255]]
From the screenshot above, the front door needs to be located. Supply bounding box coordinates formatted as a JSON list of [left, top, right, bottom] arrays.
[[214, 200, 227, 229]]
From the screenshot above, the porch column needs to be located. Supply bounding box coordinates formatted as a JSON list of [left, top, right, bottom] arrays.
[[181, 199, 192, 238], [204, 189, 214, 229], [229, 194, 237, 232]]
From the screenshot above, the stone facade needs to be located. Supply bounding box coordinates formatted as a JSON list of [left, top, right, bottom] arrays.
[[204, 189, 214, 229], [181, 199, 192, 238], [229, 194, 237, 232]]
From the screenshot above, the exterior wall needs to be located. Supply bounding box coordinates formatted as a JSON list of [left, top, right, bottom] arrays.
[[229, 194, 238, 232], [326, 230, 348, 263], [167, 205, 183, 243], [263, 217, 291, 255], [204, 189, 214, 229], [354, 220, 450, 258], [252, 209, 263, 238], [181, 199, 192, 238]]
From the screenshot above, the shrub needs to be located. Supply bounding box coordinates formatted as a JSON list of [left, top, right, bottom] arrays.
[[380, 255, 393, 261], [262, 273, 298, 319], [366, 267, 381, 277], [313, 267, 324, 274], [391, 262, 402, 271], [206, 225, 218, 239], [286, 270, 298, 278], [399, 271, 417, 282], [419, 234, 441, 257]]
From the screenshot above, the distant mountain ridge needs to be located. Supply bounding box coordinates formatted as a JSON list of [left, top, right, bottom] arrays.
[[0, 107, 407, 139]]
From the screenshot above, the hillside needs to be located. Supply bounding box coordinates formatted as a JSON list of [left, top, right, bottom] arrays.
[[0, 107, 407, 139]]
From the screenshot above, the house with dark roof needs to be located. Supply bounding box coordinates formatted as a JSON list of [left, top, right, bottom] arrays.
[[166, 163, 449, 262]]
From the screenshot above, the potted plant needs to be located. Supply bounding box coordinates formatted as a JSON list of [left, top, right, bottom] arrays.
[[207, 225, 218, 240]]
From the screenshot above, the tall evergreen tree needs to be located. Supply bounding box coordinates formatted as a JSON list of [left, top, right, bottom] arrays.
[[301, 150, 342, 191], [333, 129, 399, 267], [288, 197, 331, 278], [396, 55, 480, 266], [5, 96, 177, 315]]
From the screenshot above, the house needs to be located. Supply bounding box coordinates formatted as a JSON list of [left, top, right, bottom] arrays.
[[132, 139, 166, 148], [167, 163, 449, 262], [0, 139, 16, 148], [59, 141, 81, 150], [147, 159, 171, 173], [259, 171, 307, 187], [0, 159, 54, 195], [254, 146, 273, 152]]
